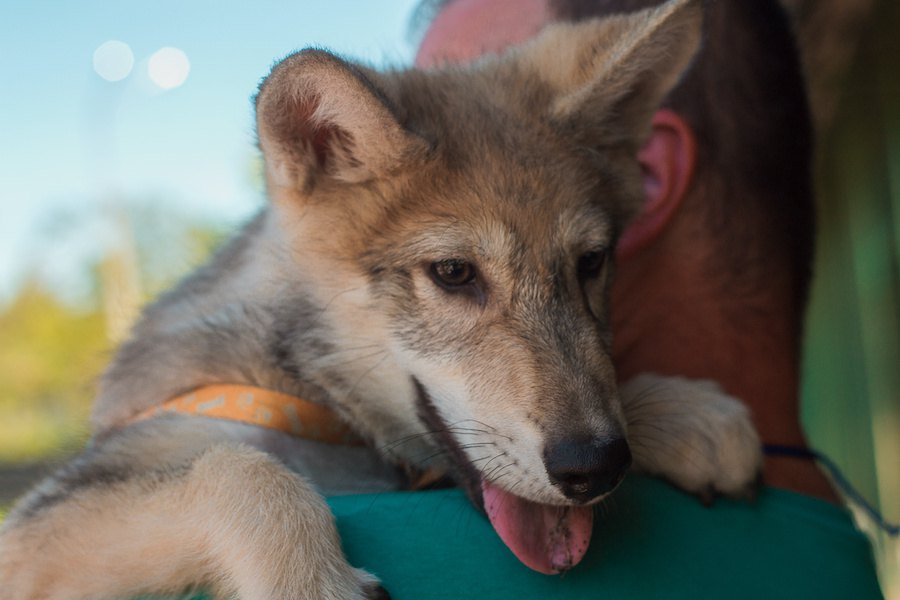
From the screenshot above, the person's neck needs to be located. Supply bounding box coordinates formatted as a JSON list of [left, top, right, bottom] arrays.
[[611, 223, 838, 502]]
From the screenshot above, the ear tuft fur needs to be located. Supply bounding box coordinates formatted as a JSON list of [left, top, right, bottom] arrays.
[[256, 49, 429, 193], [521, 0, 703, 147]]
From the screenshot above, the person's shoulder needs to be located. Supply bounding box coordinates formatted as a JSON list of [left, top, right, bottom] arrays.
[[326, 476, 883, 600]]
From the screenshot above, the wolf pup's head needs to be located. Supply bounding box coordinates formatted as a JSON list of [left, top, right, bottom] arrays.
[[256, 0, 701, 575]]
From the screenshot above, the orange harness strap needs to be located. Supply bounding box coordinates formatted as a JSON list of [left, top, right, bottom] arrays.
[[133, 384, 449, 489], [132, 384, 365, 446]]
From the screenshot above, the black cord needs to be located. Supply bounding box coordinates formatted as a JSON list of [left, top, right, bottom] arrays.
[[764, 444, 899, 537]]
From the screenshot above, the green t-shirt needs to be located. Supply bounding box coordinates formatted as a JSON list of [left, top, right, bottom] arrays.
[[150, 476, 883, 599]]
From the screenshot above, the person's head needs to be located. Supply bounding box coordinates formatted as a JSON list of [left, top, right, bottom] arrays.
[[415, 0, 815, 348]]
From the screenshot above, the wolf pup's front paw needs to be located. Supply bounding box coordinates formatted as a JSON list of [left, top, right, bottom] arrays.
[[621, 373, 763, 501]]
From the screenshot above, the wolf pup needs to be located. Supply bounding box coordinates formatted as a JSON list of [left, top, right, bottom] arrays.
[[0, 0, 760, 597]]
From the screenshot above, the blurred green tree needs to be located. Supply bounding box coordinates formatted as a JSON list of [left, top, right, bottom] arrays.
[[0, 282, 107, 461], [0, 200, 233, 464]]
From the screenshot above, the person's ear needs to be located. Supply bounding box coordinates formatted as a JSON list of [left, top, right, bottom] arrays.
[[616, 109, 697, 261]]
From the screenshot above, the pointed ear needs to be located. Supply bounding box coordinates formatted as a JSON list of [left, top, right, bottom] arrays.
[[256, 49, 431, 192], [523, 0, 702, 147]]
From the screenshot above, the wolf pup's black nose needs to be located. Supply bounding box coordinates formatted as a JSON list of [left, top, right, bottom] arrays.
[[543, 436, 632, 502]]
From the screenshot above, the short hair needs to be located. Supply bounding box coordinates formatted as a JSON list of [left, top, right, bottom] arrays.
[[554, 0, 815, 334], [413, 0, 815, 336]]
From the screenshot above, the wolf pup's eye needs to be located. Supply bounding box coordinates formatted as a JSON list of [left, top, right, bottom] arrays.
[[577, 249, 608, 280], [430, 259, 476, 288]]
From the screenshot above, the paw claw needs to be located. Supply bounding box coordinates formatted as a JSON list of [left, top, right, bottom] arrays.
[[698, 485, 716, 507], [742, 470, 764, 503], [365, 584, 392, 600]]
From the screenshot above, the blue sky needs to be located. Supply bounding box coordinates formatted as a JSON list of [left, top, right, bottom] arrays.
[[0, 0, 422, 304]]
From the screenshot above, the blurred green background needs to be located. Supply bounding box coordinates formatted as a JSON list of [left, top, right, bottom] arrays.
[[800, 0, 900, 594], [0, 0, 897, 597]]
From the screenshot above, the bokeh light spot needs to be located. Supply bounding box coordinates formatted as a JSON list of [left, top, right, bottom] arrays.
[[148, 47, 191, 90], [93, 40, 134, 82]]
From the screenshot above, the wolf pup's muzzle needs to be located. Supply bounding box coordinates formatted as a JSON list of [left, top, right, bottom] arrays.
[[543, 435, 632, 502]]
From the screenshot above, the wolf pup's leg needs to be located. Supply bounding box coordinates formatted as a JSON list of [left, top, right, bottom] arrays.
[[0, 444, 384, 600], [621, 373, 763, 500]]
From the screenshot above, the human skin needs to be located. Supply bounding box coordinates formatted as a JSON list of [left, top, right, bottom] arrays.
[[416, 0, 837, 501]]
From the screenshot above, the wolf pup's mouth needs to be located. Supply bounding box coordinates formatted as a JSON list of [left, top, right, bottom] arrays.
[[482, 480, 594, 574], [412, 378, 595, 574]]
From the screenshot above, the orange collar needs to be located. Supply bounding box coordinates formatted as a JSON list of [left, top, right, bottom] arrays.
[[133, 384, 365, 446]]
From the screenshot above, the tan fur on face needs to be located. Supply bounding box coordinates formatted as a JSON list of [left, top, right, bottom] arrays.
[[269, 174, 623, 503]]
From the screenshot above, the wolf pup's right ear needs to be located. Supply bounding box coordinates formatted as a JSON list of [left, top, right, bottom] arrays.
[[256, 50, 430, 193], [523, 0, 702, 149]]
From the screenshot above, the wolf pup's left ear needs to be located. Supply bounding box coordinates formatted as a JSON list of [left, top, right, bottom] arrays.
[[256, 49, 430, 193], [524, 0, 702, 148]]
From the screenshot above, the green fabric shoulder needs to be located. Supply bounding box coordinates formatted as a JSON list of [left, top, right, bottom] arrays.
[[143, 476, 883, 599]]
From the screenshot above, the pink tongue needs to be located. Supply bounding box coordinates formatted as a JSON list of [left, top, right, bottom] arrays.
[[482, 479, 594, 574]]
